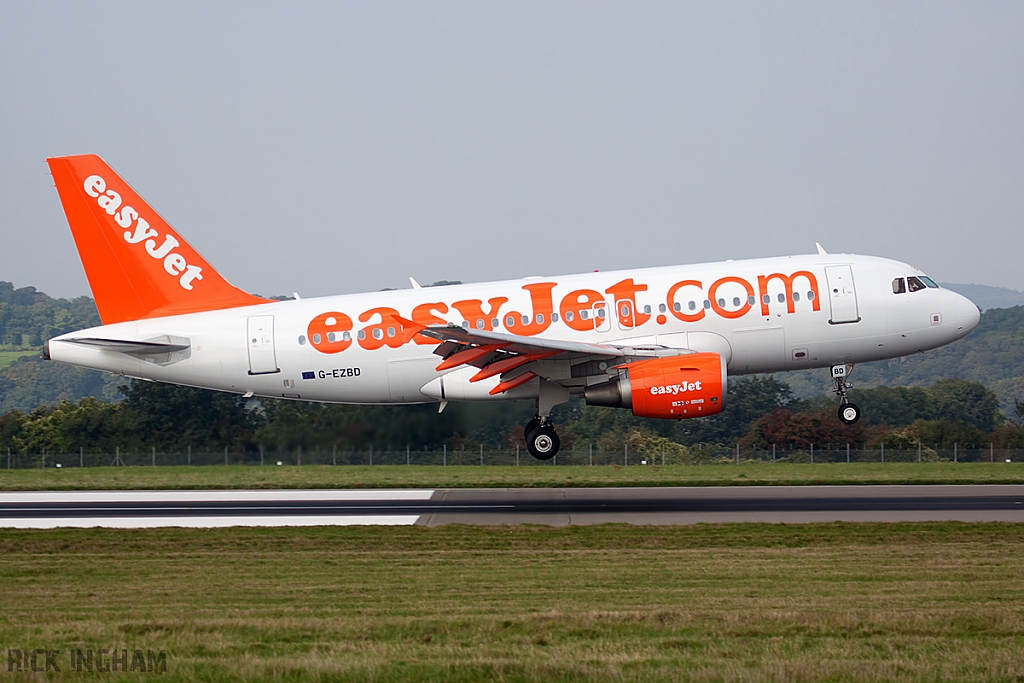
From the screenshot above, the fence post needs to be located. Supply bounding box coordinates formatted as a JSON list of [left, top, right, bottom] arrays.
[[298, 445, 302, 466], [810, 443, 814, 464], [918, 442, 921, 463], [881, 443, 884, 463], [259, 446, 262, 467], [188, 445, 192, 466], [624, 443, 628, 467], [369, 445, 373, 466], [42, 447, 45, 469], [480, 444, 483, 466], [735, 443, 739, 465], [991, 443, 994, 463], [772, 444, 776, 463], [847, 443, 850, 463], [407, 445, 410, 466], [7, 447, 10, 469], [443, 444, 447, 467], [589, 443, 592, 466], [954, 443, 958, 462], [80, 446, 83, 468], [224, 446, 228, 466], [333, 444, 337, 466], [152, 446, 156, 467], [516, 444, 519, 467]]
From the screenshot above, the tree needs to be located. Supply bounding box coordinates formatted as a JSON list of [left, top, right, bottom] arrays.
[[120, 381, 261, 451], [926, 379, 1002, 432]]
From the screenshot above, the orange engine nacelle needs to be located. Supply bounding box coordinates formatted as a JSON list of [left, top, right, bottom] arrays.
[[583, 353, 726, 419]]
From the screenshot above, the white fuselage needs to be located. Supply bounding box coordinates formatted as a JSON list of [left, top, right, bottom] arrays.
[[48, 253, 980, 404]]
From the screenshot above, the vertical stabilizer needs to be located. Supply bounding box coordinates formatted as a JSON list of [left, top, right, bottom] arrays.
[[47, 154, 270, 324]]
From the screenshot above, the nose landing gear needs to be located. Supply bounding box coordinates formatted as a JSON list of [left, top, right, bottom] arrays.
[[832, 364, 861, 425]]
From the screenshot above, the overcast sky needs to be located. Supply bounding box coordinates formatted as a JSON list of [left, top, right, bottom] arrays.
[[1, 1, 1022, 299]]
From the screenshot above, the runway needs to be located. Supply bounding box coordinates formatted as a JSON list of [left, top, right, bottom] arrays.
[[2, 485, 1024, 528]]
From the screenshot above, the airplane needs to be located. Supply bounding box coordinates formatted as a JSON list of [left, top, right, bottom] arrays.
[[43, 154, 981, 459]]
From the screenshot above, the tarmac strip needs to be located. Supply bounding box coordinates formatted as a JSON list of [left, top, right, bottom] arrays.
[[1, 486, 1023, 527]]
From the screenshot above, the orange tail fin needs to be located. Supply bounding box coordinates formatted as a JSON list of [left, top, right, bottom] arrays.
[[47, 154, 270, 324]]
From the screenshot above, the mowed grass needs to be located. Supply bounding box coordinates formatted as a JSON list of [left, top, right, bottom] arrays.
[[1, 523, 1023, 682], [2, 462, 1024, 491], [0, 347, 38, 369]]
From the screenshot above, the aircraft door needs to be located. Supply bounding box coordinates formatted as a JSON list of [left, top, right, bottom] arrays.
[[825, 266, 860, 324], [592, 301, 611, 332], [247, 315, 279, 375]]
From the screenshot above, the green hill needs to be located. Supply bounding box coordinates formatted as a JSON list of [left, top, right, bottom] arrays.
[[0, 281, 119, 413], [941, 283, 1024, 311], [783, 305, 1024, 413]]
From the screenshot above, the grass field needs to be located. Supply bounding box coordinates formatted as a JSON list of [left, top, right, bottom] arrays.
[[1, 462, 1024, 491], [1, 522, 1022, 682], [0, 347, 38, 369]]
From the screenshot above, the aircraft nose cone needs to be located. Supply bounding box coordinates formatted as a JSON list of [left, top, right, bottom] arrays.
[[954, 293, 980, 339]]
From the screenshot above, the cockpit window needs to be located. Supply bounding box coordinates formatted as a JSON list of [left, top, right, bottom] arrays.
[[919, 276, 939, 288], [907, 276, 926, 292], [892, 278, 906, 294]]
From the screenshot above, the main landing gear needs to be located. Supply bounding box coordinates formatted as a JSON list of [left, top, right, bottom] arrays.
[[831, 364, 861, 425], [524, 379, 569, 460], [524, 416, 560, 460]]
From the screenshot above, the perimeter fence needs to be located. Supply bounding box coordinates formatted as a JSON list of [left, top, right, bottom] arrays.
[[1, 444, 1021, 469]]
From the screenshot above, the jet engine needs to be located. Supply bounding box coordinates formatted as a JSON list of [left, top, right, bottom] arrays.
[[583, 353, 726, 419]]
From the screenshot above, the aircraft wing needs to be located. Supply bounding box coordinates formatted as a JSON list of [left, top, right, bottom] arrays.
[[419, 324, 687, 395]]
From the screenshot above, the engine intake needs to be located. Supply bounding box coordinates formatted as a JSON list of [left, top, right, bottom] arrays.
[[584, 353, 726, 419]]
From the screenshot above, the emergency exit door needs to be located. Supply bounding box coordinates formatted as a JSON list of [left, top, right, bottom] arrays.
[[247, 315, 279, 375], [825, 265, 860, 324]]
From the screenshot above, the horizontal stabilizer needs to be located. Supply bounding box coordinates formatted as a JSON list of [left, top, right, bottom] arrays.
[[61, 336, 191, 355]]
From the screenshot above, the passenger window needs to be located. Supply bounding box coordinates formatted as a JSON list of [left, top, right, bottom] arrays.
[[551, 313, 558, 323], [762, 294, 770, 304], [597, 308, 606, 318], [748, 296, 756, 305], [674, 302, 682, 312], [505, 315, 515, 327], [492, 318, 500, 327], [521, 315, 530, 325], [732, 297, 741, 307], [688, 301, 696, 311], [357, 330, 366, 340], [298, 335, 306, 345], [327, 332, 336, 342], [718, 298, 726, 307], [892, 278, 906, 294], [565, 311, 574, 322], [919, 276, 939, 288], [777, 293, 785, 303], [342, 331, 351, 342], [643, 305, 651, 315], [658, 303, 666, 313], [792, 292, 800, 302], [581, 310, 589, 320], [312, 334, 321, 344], [807, 290, 815, 300], [703, 300, 711, 309], [907, 276, 926, 292], [475, 319, 484, 329], [536, 314, 544, 324]]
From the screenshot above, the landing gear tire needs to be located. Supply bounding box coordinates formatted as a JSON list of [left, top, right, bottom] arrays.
[[526, 426, 560, 460], [838, 403, 861, 425], [524, 417, 541, 439]]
